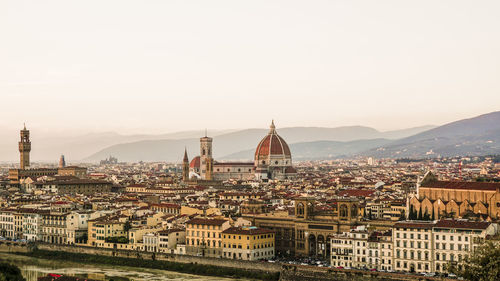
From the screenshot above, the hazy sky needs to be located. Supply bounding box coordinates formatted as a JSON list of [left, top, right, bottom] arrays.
[[1, 0, 499, 134]]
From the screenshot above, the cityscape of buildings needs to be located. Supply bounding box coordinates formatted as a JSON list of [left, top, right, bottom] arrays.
[[0, 123, 499, 279]]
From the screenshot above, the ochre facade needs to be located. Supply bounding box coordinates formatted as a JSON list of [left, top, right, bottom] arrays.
[[409, 172, 500, 220]]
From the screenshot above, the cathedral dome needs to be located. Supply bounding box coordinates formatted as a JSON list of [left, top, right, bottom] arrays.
[[255, 121, 291, 160], [190, 156, 200, 169]]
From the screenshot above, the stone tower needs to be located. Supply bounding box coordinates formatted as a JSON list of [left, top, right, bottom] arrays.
[[200, 132, 213, 180], [19, 124, 31, 170], [59, 155, 66, 168], [182, 148, 190, 181]]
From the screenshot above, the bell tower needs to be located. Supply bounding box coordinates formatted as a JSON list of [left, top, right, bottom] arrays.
[[19, 123, 31, 170], [182, 148, 190, 181], [200, 131, 213, 180]]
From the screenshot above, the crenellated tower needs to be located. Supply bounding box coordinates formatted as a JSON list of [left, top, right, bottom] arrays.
[[59, 155, 66, 168], [19, 124, 31, 170]]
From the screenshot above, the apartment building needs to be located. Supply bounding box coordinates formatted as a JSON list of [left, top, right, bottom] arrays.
[[0, 209, 15, 239], [158, 228, 185, 253], [222, 226, 275, 261], [19, 209, 43, 241], [393, 221, 433, 273], [331, 225, 393, 270], [433, 220, 497, 274], [185, 218, 230, 257], [41, 211, 68, 244], [66, 210, 93, 244], [88, 217, 126, 247]]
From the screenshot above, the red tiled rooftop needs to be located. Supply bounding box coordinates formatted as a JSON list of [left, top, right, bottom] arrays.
[[421, 180, 500, 191]]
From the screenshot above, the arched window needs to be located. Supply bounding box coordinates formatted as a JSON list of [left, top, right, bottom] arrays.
[[297, 203, 304, 217], [351, 205, 358, 217], [340, 205, 348, 218], [202, 149, 206, 156]]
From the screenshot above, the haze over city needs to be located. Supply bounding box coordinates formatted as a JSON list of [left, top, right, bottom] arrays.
[[2, 0, 500, 135], [2, 2, 500, 281]]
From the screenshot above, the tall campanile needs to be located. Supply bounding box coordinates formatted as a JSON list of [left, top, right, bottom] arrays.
[[182, 148, 190, 182], [19, 124, 31, 170], [200, 131, 213, 180]]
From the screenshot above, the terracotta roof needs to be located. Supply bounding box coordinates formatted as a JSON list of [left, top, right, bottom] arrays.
[[186, 218, 228, 226], [255, 122, 291, 158], [421, 180, 500, 191], [222, 226, 274, 235], [338, 189, 375, 198], [394, 221, 435, 229], [435, 219, 490, 230], [158, 228, 185, 235], [151, 203, 180, 209], [214, 162, 254, 166], [190, 156, 200, 169]]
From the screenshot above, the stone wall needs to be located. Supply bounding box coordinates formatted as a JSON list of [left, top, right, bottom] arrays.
[[279, 265, 451, 281], [3, 242, 453, 281], [0, 241, 30, 253], [36, 243, 281, 273]]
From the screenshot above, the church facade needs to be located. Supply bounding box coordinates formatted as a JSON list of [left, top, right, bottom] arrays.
[[409, 172, 500, 221], [183, 121, 296, 182]]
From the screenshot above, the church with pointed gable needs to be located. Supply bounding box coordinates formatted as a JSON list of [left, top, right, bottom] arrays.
[[183, 121, 296, 182]]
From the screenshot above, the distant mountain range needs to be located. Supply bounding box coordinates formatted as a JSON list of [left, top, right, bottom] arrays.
[[362, 111, 500, 158], [3, 111, 499, 163], [84, 125, 435, 162], [85, 111, 500, 162], [0, 129, 235, 163]]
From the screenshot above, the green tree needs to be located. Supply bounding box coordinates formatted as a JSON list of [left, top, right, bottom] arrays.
[[409, 205, 416, 220], [124, 221, 132, 232], [417, 206, 423, 220], [448, 241, 500, 281], [399, 210, 406, 220], [0, 263, 25, 281]]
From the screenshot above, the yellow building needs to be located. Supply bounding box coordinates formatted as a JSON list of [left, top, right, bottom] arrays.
[[222, 226, 275, 261], [88, 217, 126, 247], [185, 218, 230, 257]]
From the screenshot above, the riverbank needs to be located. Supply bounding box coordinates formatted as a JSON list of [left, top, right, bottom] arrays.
[[16, 249, 280, 281], [0, 252, 247, 281]]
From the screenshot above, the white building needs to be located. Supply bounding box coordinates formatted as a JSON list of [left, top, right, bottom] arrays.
[[393, 221, 434, 273], [158, 228, 186, 254], [19, 209, 42, 241], [66, 210, 93, 244], [0, 209, 15, 239], [331, 225, 392, 270], [433, 220, 497, 274]]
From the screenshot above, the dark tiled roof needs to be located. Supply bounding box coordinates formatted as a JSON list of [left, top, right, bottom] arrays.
[[435, 219, 490, 230], [394, 221, 435, 229], [338, 189, 375, 198], [421, 180, 500, 191], [186, 218, 228, 226], [222, 226, 274, 235]]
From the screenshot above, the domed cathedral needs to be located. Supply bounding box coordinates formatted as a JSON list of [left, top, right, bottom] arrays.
[[182, 121, 296, 182], [254, 120, 296, 180]]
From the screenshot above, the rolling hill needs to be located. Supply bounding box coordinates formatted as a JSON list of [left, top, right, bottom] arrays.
[[84, 125, 434, 162], [363, 111, 500, 158]]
